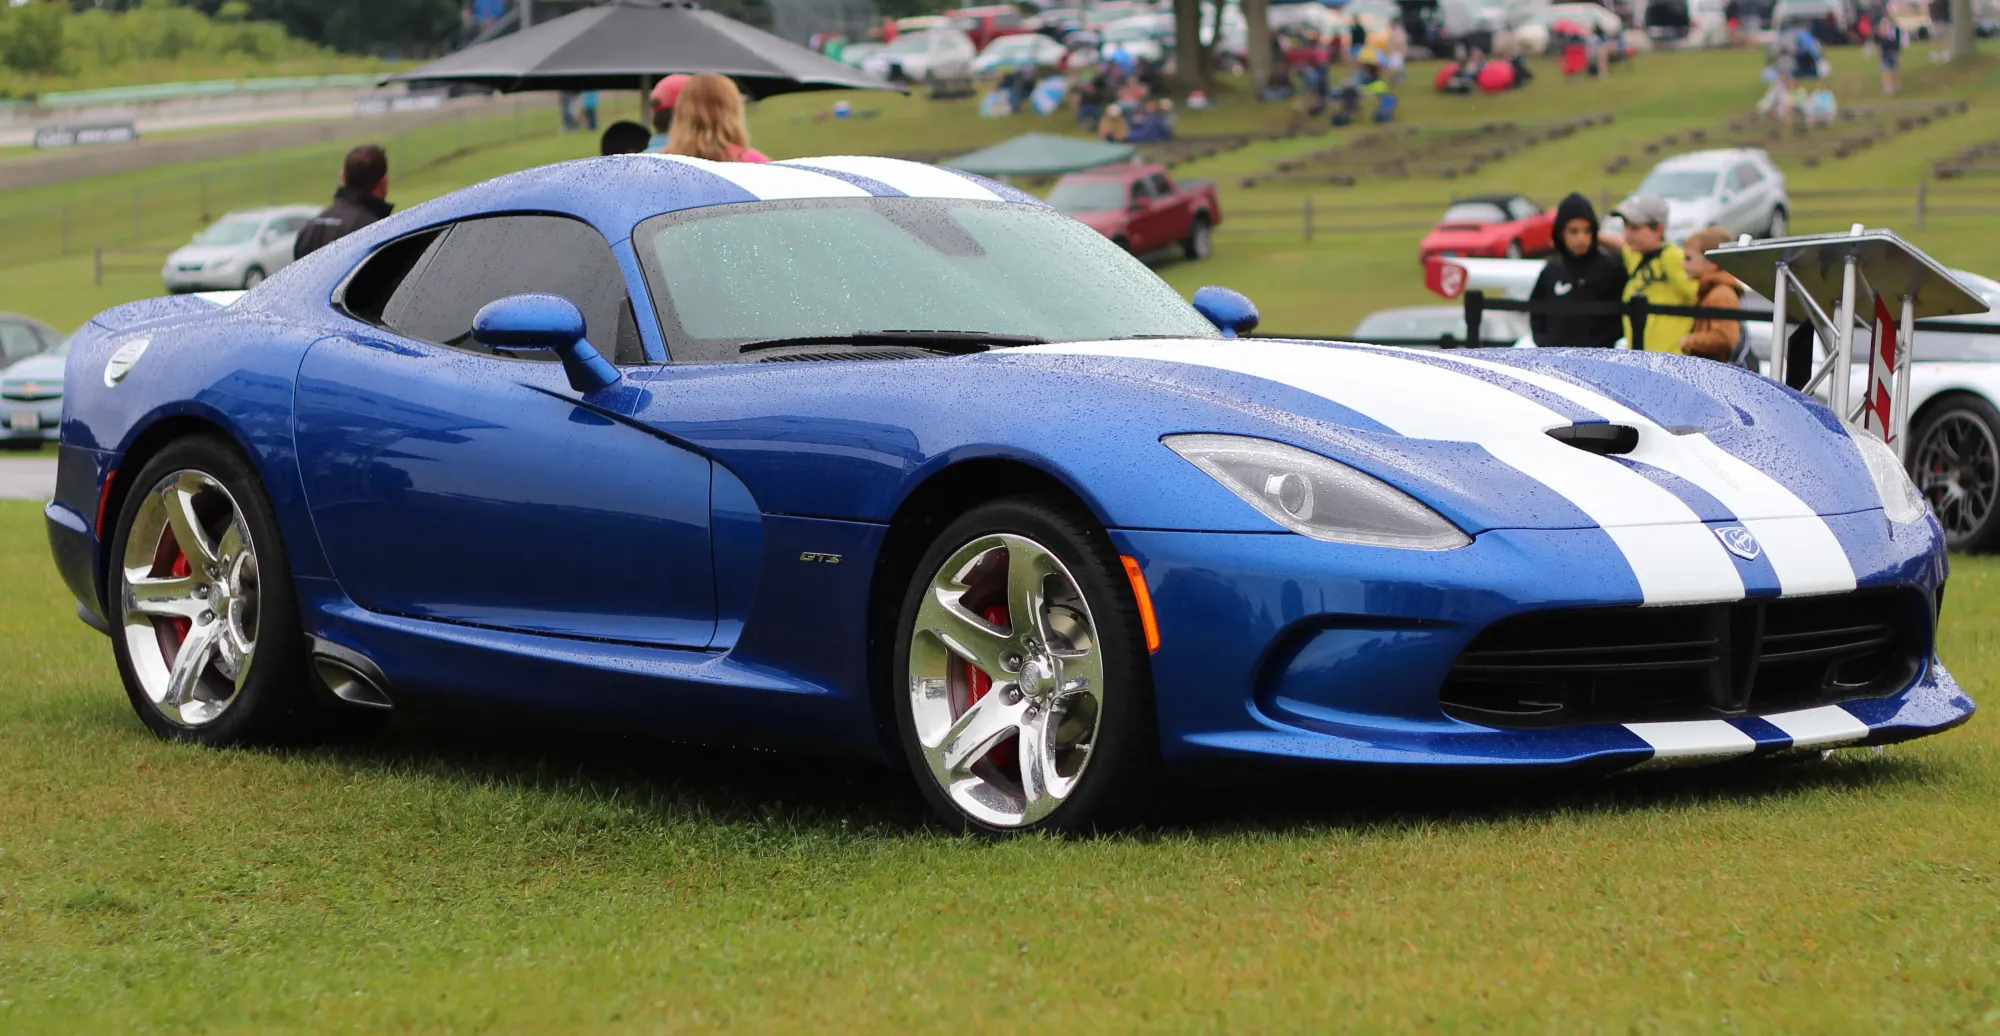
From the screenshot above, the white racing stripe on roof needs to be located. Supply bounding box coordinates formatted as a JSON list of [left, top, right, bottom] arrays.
[[1438, 352, 1857, 597], [1624, 720, 1758, 769], [1761, 705, 1870, 748], [1033, 339, 1746, 605], [641, 153, 870, 200], [781, 155, 1001, 200]]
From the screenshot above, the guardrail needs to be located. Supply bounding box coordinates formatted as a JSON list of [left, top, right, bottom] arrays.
[[93, 245, 160, 286], [35, 74, 385, 109]]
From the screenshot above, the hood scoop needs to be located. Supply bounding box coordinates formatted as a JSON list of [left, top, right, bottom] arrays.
[[1547, 423, 1639, 455]]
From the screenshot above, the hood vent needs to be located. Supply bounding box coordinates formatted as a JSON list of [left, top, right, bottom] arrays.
[[756, 348, 940, 363], [1547, 423, 1638, 455]]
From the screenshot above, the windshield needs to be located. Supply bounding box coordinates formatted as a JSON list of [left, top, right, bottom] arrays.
[[1638, 169, 1719, 200], [1439, 202, 1508, 224], [634, 198, 1217, 363], [194, 215, 263, 246], [1046, 179, 1128, 212], [885, 33, 937, 53]]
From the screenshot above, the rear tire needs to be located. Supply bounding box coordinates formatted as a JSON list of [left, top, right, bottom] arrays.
[[1766, 207, 1789, 239], [107, 435, 379, 745], [1910, 394, 2000, 551], [1181, 214, 1213, 260], [891, 497, 1160, 833], [1505, 239, 1523, 259]]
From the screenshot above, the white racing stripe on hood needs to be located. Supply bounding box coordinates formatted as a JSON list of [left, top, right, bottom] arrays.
[[780, 156, 1001, 200], [641, 154, 870, 200], [1436, 352, 1857, 597], [1034, 339, 1746, 605]]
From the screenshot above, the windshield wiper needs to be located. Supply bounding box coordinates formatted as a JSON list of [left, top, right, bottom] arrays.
[[738, 330, 1046, 355]]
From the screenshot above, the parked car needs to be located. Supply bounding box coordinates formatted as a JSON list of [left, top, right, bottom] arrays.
[[162, 205, 319, 293], [1511, 2, 1627, 52], [1097, 14, 1173, 61], [52, 153, 1966, 834], [1770, 0, 1851, 36], [949, 3, 1031, 49], [1351, 305, 1533, 346], [1419, 194, 1555, 262], [972, 32, 1070, 75], [862, 28, 979, 84], [1611, 149, 1789, 241], [0, 312, 62, 366], [1, 333, 67, 449], [1047, 164, 1222, 259], [1644, 0, 1730, 45], [839, 41, 885, 68]]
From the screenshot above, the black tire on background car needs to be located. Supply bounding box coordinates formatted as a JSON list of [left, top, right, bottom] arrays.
[[1181, 214, 1212, 261], [1504, 239, 1523, 259], [1111, 234, 1132, 255], [108, 435, 375, 745], [241, 266, 266, 289], [1766, 207, 1789, 239], [1910, 393, 2000, 552], [891, 496, 1160, 833]]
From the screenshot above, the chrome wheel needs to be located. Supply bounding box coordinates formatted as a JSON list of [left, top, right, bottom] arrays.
[[906, 533, 1105, 828], [241, 267, 265, 289], [1505, 239, 1523, 259], [1187, 219, 1212, 260], [1913, 409, 1998, 545], [118, 470, 260, 727]]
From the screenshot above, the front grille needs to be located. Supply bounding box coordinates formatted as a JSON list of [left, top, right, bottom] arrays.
[[1439, 589, 1929, 728]]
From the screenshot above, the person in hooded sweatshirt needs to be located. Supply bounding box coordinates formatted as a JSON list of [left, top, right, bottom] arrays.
[[1527, 192, 1627, 348]]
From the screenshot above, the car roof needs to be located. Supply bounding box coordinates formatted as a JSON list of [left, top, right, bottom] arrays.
[[1453, 193, 1528, 205], [1653, 148, 1769, 171], [328, 155, 1046, 258]]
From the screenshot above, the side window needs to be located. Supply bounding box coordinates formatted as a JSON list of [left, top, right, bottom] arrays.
[[364, 215, 646, 364], [1147, 173, 1174, 198], [272, 216, 310, 236], [1507, 196, 1540, 220], [1129, 179, 1154, 205], [1735, 163, 1764, 189]]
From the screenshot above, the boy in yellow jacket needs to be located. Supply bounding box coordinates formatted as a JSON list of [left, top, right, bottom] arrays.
[[1606, 194, 1699, 352]]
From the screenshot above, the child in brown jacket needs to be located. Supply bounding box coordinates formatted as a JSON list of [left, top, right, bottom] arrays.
[[1678, 227, 1745, 362]]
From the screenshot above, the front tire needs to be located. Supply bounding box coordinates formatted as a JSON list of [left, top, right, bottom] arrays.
[[1181, 214, 1213, 260], [1505, 238, 1523, 259], [108, 435, 328, 744], [1911, 394, 2000, 551], [241, 266, 266, 289], [891, 497, 1159, 832]]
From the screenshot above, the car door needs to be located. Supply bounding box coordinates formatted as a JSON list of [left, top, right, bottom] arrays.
[[1507, 196, 1550, 253], [294, 213, 718, 648]]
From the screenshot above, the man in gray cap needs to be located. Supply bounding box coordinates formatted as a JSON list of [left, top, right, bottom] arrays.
[[1607, 193, 1697, 354]]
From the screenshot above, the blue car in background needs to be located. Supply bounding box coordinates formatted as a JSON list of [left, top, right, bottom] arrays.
[[47, 155, 1972, 832]]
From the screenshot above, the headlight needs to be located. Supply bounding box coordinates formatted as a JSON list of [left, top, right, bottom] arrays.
[[1847, 427, 1928, 524], [1164, 434, 1471, 549]]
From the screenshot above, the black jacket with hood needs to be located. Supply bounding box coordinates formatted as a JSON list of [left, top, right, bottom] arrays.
[[1528, 192, 1627, 348], [293, 185, 393, 261]]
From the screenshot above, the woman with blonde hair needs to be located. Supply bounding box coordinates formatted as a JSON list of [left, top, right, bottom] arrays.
[[663, 73, 770, 162]]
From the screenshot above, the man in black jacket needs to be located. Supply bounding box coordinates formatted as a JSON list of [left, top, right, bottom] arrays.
[[1528, 192, 1626, 348], [293, 144, 392, 261]]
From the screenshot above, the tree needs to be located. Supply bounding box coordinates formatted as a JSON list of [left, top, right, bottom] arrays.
[[1949, 0, 1975, 63], [1172, 0, 1207, 93], [1, 1, 69, 76], [1242, 0, 1269, 101]]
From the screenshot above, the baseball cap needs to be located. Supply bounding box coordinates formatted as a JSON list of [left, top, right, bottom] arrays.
[[650, 73, 691, 111], [1612, 193, 1669, 227]]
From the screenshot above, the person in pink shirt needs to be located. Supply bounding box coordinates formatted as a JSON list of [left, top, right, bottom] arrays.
[[664, 74, 770, 163]]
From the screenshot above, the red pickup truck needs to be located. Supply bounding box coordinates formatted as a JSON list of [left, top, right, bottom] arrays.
[[1046, 164, 1222, 260]]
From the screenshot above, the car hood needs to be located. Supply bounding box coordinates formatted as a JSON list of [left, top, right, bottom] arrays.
[[1666, 197, 1716, 231], [1423, 225, 1501, 243], [167, 244, 249, 266], [634, 338, 1883, 549], [1, 351, 66, 384]]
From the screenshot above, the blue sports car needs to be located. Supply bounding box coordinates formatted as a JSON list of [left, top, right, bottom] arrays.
[[48, 155, 1972, 832]]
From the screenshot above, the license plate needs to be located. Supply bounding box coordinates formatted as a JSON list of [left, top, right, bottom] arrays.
[[9, 408, 38, 431]]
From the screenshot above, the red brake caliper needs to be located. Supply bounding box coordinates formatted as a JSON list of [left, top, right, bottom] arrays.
[[962, 604, 1019, 773], [165, 540, 192, 650]]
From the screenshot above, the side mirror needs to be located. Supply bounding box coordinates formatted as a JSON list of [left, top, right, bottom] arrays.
[[1192, 285, 1259, 339], [471, 293, 621, 393]]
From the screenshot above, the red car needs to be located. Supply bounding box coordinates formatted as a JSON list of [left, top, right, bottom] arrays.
[[1047, 164, 1223, 260], [1417, 193, 1556, 262], [948, 4, 1031, 50]]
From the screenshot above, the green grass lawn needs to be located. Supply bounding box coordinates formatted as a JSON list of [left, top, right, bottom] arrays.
[[0, 501, 1994, 1030]]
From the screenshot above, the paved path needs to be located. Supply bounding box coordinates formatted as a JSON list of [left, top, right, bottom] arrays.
[[0, 458, 57, 501]]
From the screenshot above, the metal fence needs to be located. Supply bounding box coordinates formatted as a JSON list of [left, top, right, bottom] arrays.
[[0, 105, 561, 272]]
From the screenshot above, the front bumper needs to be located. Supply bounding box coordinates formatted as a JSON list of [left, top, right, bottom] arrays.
[[0, 398, 61, 443], [1113, 518, 1971, 775]]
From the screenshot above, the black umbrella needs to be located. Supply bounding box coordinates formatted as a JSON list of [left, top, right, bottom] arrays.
[[385, 0, 899, 99]]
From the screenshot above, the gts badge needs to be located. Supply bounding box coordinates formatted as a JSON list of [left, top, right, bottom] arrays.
[[799, 552, 843, 565]]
